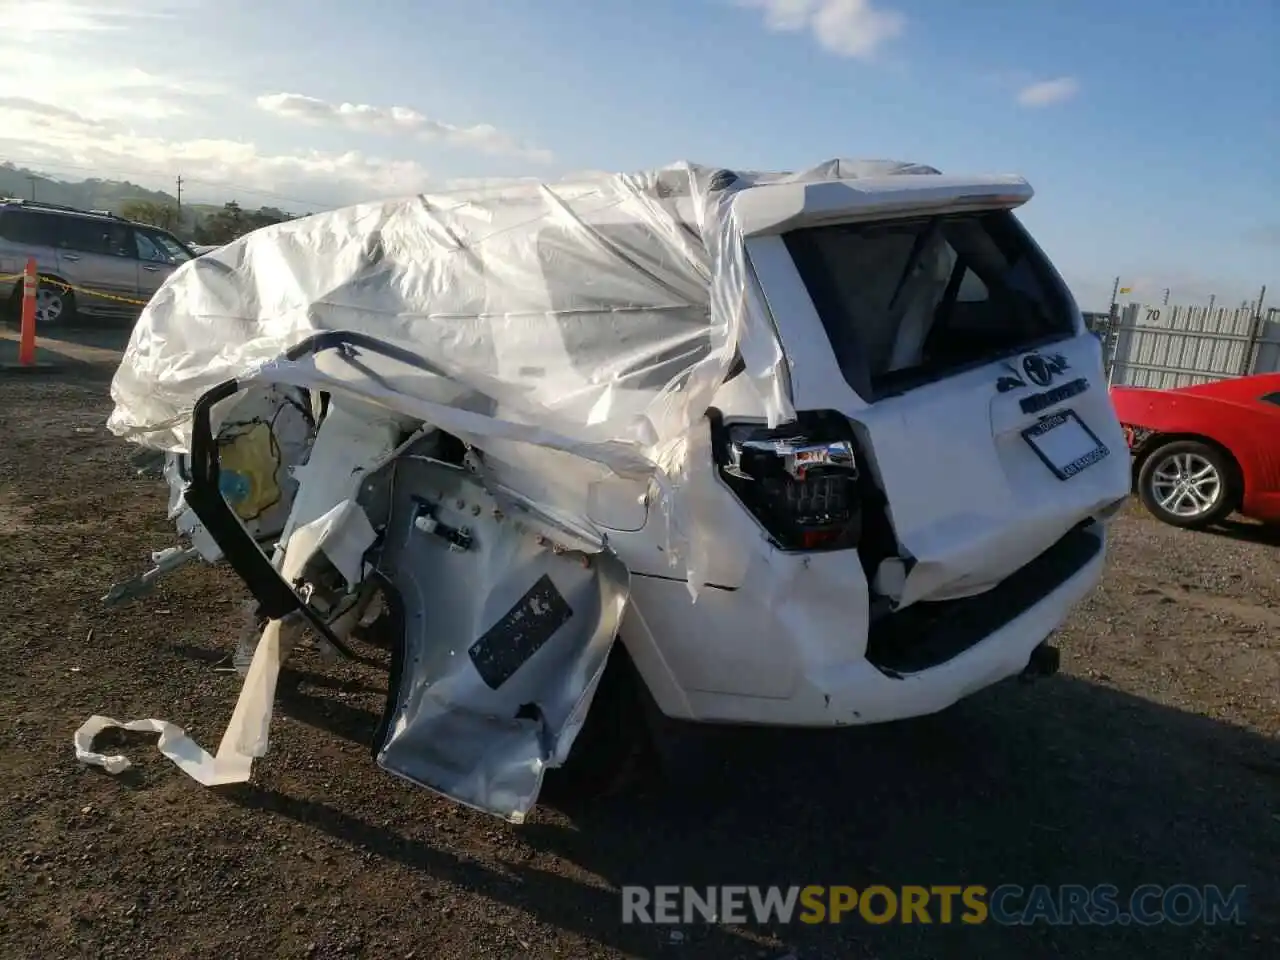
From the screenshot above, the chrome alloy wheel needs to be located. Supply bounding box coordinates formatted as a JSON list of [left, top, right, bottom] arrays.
[[35, 286, 64, 324], [1149, 452, 1222, 519]]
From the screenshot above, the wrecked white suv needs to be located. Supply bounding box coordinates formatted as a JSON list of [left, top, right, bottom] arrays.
[[92, 159, 1130, 821]]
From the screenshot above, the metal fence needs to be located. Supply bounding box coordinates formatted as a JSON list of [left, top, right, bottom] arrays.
[[1099, 302, 1280, 389]]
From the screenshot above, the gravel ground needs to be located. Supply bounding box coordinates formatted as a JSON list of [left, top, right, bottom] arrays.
[[1, 360, 1277, 959]]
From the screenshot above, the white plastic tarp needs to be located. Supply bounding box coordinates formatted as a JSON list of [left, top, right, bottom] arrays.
[[107, 159, 942, 576]]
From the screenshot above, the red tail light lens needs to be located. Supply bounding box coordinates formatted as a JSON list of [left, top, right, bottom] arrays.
[[710, 410, 862, 552]]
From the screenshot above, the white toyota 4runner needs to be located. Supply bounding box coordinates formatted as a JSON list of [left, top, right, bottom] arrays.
[[95, 160, 1131, 821]]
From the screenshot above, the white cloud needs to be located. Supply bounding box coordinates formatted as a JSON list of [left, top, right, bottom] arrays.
[[1016, 77, 1080, 108], [740, 0, 905, 59], [0, 100, 432, 209], [0, 0, 181, 39], [256, 93, 554, 163], [0, 2, 223, 122], [0, 97, 95, 124], [0, 5, 437, 207]]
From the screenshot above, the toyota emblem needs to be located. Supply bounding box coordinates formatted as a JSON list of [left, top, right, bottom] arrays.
[[1022, 354, 1053, 387]]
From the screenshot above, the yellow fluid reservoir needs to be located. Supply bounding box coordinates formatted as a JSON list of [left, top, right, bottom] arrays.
[[217, 422, 281, 520]]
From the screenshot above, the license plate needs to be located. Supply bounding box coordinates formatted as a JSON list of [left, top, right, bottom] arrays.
[[1022, 409, 1110, 480]]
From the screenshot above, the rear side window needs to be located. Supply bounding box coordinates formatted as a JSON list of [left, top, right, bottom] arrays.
[[0, 209, 60, 246], [783, 210, 1075, 401], [60, 217, 134, 257]]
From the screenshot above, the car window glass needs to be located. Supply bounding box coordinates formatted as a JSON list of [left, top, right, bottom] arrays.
[[784, 211, 1074, 401], [150, 231, 192, 264], [0, 210, 59, 246], [135, 231, 168, 262], [956, 268, 988, 302], [104, 222, 134, 257], [60, 217, 134, 257]]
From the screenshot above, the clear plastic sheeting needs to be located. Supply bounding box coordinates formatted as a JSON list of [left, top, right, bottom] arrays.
[[107, 161, 941, 571]]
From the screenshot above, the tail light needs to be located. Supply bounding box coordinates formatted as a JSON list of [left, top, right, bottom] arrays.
[[710, 410, 862, 551]]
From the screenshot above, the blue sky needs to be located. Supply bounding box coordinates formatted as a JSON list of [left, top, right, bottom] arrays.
[[0, 0, 1276, 310]]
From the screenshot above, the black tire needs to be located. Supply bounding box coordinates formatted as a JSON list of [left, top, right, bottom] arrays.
[[541, 642, 740, 817], [2, 286, 18, 328], [539, 642, 654, 806], [1137, 439, 1237, 529], [630, 672, 735, 815]]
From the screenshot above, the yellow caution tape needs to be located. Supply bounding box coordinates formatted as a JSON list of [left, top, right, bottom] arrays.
[[0, 271, 150, 306], [59, 281, 151, 307]]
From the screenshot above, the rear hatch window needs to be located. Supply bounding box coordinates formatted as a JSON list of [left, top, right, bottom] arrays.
[[783, 210, 1075, 402]]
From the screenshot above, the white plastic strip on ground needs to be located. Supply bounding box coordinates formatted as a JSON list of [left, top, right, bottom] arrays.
[[73, 618, 284, 784], [75, 497, 378, 785]]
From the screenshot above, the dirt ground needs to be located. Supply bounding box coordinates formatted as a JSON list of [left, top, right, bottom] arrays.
[[1, 346, 1278, 959]]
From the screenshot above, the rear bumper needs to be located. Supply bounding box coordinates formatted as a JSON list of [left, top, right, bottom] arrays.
[[630, 523, 1107, 727], [815, 528, 1104, 724]]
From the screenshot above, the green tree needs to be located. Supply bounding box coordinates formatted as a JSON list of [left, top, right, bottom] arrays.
[[120, 199, 180, 231], [193, 202, 293, 245]]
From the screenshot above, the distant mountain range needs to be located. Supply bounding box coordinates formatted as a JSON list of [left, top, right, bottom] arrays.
[[0, 163, 283, 240], [0, 163, 183, 211]]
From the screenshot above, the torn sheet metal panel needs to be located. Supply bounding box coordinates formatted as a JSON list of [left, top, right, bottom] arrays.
[[373, 456, 629, 823], [273, 397, 408, 549], [235, 398, 406, 664]]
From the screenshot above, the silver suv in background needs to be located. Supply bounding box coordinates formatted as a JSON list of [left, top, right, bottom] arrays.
[[0, 199, 194, 326]]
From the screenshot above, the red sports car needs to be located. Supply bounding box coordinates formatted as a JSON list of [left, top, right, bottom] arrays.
[[1110, 372, 1280, 528]]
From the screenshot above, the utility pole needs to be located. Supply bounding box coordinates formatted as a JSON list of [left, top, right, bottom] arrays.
[[176, 175, 183, 229], [26, 175, 36, 200], [1207, 294, 1216, 314]]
